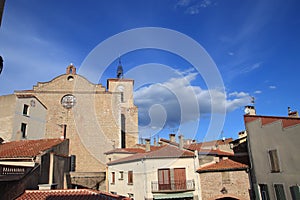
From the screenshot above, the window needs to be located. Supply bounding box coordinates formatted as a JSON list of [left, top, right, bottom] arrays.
[[259, 184, 270, 200], [174, 168, 186, 190], [120, 92, 124, 102], [111, 172, 115, 184], [119, 171, 124, 180], [222, 171, 230, 184], [121, 114, 126, 148], [290, 185, 300, 200], [269, 149, 280, 172], [158, 169, 171, 190], [274, 184, 286, 200], [128, 171, 133, 184], [21, 123, 27, 138], [23, 104, 29, 116]]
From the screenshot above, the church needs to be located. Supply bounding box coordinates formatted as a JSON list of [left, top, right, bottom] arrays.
[[0, 63, 138, 188]]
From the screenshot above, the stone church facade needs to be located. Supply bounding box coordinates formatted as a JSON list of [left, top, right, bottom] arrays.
[[1, 64, 138, 174]]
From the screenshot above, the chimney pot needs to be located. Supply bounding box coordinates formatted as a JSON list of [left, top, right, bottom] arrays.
[[179, 135, 184, 150], [169, 134, 176, 143], [145, 138, 151, 152]]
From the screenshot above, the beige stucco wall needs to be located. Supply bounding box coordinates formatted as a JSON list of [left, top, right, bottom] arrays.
[[108, 156, 201, 200], [0, 95, 47, 141], [246, 119, 300, 200], [0, 94, 16, 141]]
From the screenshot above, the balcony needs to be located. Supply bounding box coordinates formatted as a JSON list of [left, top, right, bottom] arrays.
[[151, 179, 195, 193], [0, 165, 31, 181]]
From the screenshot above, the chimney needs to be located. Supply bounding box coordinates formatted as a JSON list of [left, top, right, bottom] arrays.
[[154, 138, 157, 146], [145, 138, 151, 152], [158, 141, 163, 146], [288, 107, 299, 118], [244, 105, 256, 115], [169, 134, 176, 143], [179, 135, 184, 150]]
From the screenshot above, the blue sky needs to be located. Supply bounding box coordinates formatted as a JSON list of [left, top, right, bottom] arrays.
[[1, 0, 300, 142]]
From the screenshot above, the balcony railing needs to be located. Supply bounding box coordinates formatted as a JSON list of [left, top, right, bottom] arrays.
[[151, 179, 195, 193], [0, 165, 32, 181]]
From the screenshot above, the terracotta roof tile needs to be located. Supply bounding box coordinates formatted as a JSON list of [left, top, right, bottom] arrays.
[[160, 138, 232, 152], [0, 139, 65, 158], [244, 115, 300, 128], [197, 149, 234, 156], [16, 189, 130, 200], [197, 159, 248, 173], [108, 145, 195, 165], [104, 148, 146, 154]]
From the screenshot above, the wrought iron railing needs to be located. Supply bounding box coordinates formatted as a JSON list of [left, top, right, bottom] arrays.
[[0, 165, 26, 175], [151, 179, 195, 192]]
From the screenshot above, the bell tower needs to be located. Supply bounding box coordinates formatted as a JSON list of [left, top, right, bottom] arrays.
[[107, 60, 138, 148]]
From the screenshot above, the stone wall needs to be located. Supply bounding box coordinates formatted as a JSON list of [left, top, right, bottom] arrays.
[[199, 170, 250, 200]]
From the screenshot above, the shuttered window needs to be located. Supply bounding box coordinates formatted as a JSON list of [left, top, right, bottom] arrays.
[[269, 149, 280, 172], [274, 184, 286, 200], [128, 171, 133, 184]]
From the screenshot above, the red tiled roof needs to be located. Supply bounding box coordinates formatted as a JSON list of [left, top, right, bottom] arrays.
[[108, 145, 195, 165], [16, 189, 130, 200], [197, 159, 248, 173], [160, 138, 232, 152], [16, 189, 100, 200], [184, 138, 233, 151], [197, 149, 234, 156], [0, 139, 65, 158], [244, 115, 300, 128], [104, 148, 146, 154], [159, 138, 233, 156]]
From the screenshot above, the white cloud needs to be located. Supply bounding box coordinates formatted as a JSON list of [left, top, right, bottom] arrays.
[[241, 62, 262, 73], [269, 85, 276, 89], [134, 72, 251, 129], [254, 90, 262, 94], [175, 0, 192, 7], [175, 0, 217, 15]]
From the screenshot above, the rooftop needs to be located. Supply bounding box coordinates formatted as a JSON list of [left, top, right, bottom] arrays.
[[108, 145, 195, 165], [0, 138, 65, 158], [197, 159, 248, 173], [244, 115, 300, 128], [16, 189, 130, 200]]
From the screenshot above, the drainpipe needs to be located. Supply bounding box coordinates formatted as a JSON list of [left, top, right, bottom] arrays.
[[106, 165, 109, 192], [49, 152, 54, 185]]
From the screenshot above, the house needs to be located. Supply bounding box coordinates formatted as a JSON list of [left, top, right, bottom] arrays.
[[197, 158, 250, 200], [229, 130, 249, 165], [244, 107, 300, 200], [107, 139, 201, 200], [0, 138, 70, 200], [0, 94, 47, 141], [16, 189, 131, 200], [159, 134, 234, 166]]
